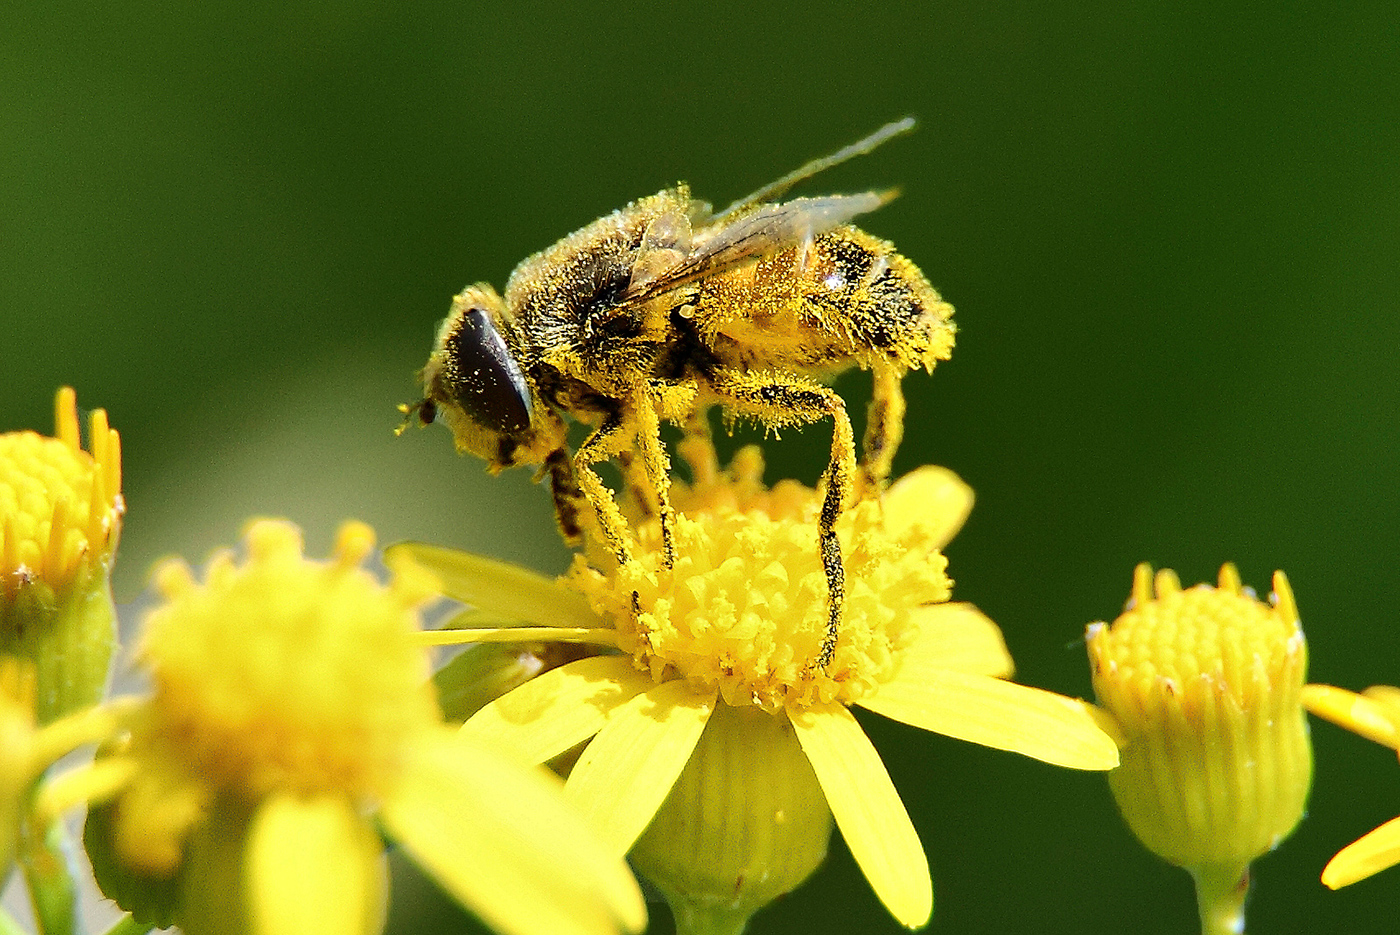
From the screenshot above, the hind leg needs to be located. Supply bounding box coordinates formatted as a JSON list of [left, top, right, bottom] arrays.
[[708, 369, 855, 671], [859, 362, 906, 496]]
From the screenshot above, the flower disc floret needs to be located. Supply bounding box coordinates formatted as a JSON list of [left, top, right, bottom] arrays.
[[568, 446, 952, 710], [140, 519, 438, 800]]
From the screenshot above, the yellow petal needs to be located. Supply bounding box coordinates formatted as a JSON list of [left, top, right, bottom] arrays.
[[903, 603, 1014, 678], [384, 542, 599, 628], [565, 679, 716, 855], [381, 731, 647, 935], [1303, 684, 1400, 749], [790, 703, 930, 928], [247, 793, 384, 935], [1322, 814, 1400, 889], [858, 669, 1119, 770], [1361, 685, 1400, 713], [882, 466, 973, 549], [462, 655, 650, 764]]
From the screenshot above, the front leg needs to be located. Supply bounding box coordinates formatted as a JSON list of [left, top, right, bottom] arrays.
[[707, 369, 856, 672], [573, 408, 636, 565], [632, 383, 677, 567], [540, 448, 586, 546]]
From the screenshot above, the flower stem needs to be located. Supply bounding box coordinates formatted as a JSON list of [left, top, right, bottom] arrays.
[[1191, 863, 1249, 935], [19, 814, 76, 935], [670, 902, 751, 935]]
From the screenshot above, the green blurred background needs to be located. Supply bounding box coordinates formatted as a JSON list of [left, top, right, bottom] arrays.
[[4, 1, 1398, 931]]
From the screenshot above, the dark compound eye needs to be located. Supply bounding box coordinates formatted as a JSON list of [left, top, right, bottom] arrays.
[[443, 306, 533, 434]]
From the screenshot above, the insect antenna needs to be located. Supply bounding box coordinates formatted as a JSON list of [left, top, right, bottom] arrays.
[[712, 116, 917, 222]]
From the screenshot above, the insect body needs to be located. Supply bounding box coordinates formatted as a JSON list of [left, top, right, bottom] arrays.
[[405, 119, 955, 671]]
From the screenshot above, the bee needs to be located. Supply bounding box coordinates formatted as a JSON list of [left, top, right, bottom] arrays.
[[403, 119, 955, 671]]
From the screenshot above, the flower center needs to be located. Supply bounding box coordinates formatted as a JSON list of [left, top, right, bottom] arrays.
[[139, 520, 438, 801], [1090, 565, 1304, 711], [567, 445, 952, 710]]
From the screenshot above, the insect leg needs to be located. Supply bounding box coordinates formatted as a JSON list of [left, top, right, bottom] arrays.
[[708, 370, 855, 671], [615, 448, 657, 519], [676, 407, 719, 486], [542, 448, 586, 546], [633, 385, 677, 567], [859, 362, 906, 496], [573, 409, 636, 565]]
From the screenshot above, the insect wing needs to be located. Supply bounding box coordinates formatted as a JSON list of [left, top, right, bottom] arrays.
[[622, 191, 895, 303]]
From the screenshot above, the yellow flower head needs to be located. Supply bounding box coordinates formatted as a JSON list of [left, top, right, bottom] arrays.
[[1, 387, 123, 723], [400, 441, 1118, 931], [572, 442, 956, 710], [86, 519, 643, 935], [1, 387, 123, 596], [1087, 563, 1310, 935], [139, 518, 437, 801], [1302, 683, 1400, 888]]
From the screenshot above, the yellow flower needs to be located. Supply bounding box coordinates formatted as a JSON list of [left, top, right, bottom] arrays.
[[1087, 564, 1311, 935], [1302, 682, 1400, 888], [397, 442, 1118, 931], [1, 387, 123, 723], [70, 519, 643, 935], [1, 656, 136, 910]]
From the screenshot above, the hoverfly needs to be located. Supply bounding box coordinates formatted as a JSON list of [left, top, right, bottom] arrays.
[[403, 118, 954, 671]]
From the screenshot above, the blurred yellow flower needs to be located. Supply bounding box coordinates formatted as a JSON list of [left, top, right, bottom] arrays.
[[398, 442, 1118, 931], [75, 519, 643, 935], [1088, 563, 1310, 935], [1, 387, 123, 723], [1303, 682, 1400, 888]]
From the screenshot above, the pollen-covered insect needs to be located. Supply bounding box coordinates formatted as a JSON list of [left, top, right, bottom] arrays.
[[403, 118, 954, 670]]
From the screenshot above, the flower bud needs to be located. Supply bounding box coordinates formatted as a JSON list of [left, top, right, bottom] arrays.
[[1087, 563, 1310, 934]]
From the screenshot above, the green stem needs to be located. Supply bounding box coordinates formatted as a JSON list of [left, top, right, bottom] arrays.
[[1191, 862, 1250, 935], [18, 815, 76, 935], [669, 902, 751, 935]]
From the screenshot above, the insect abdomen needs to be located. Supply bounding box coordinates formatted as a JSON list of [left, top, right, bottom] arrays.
[[697, 226, 955, 376]]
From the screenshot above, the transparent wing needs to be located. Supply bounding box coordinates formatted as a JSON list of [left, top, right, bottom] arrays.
[[622, 190, 896, 303]]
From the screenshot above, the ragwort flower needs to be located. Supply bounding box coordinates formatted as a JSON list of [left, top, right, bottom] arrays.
[[71, 519, 643, 935], [1302, 682, 1400, 888], [1, 387, 123, 723], [397, 441, 1118, 932], [1088, 564, 1310, 935]]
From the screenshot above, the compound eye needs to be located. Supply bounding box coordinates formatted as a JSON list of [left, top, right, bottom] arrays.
[[444, 306, 533, 434]]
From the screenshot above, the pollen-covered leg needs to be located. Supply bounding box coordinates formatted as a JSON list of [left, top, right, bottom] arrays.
[[574, 412, 636, 564], [708, 370, 856, 671], [541, 449, 586, 546], [859, 363, 906, 496], [632, 386, 677, 567], [615, 449, 657, 519], [676, 408, 719, 485]]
